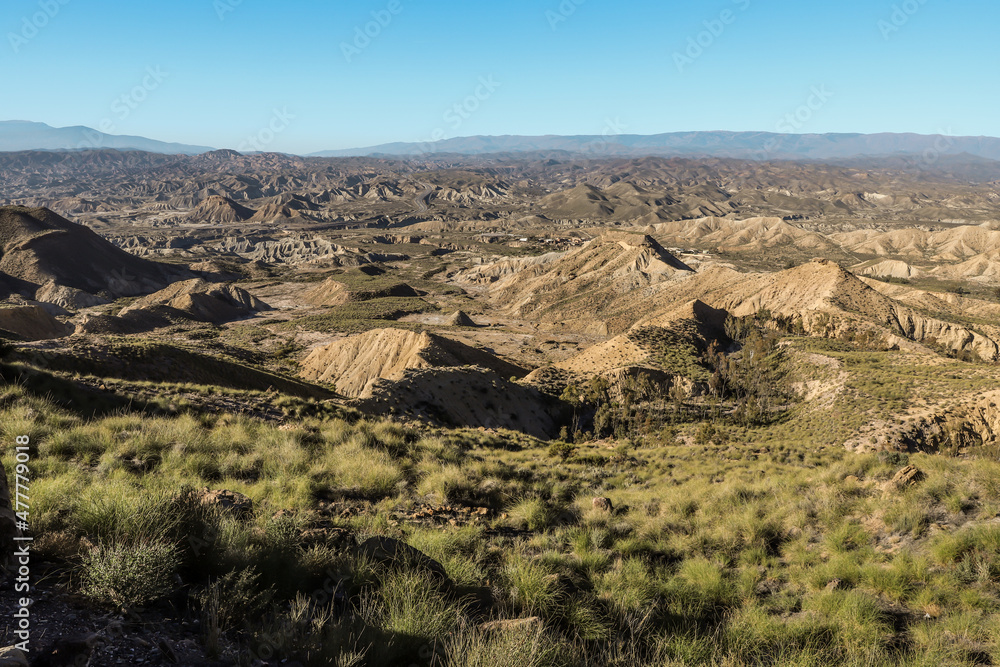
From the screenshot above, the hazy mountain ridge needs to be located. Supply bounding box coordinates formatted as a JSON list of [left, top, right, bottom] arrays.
[[313, 131, 1000, 161], [7, 122, 1000, 163], [0, 120, 213, 155]]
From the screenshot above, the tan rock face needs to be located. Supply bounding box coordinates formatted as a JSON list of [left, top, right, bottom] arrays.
[[34, 280, 109, 310]]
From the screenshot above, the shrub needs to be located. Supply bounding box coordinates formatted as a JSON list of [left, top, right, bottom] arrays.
[[877, 450, 910, 467], [80, 541, 179, 607], [198, 568, 274, 633], [547, 441, 576, 462]]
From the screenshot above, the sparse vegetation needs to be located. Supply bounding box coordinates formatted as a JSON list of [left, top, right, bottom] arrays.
[[8, 142, 1000, 666]]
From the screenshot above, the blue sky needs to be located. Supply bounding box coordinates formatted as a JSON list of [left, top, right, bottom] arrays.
[[1, 0, 996, 154]]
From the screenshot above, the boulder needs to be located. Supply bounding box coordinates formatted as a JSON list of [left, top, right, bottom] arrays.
[[354, 536, 452, 589], [889, 465, 924, 490], [0, 646, 29, 667], [592, 496, 614, 512]]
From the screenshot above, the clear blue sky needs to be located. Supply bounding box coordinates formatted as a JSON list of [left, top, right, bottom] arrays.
[[1, 0, 997, 154]]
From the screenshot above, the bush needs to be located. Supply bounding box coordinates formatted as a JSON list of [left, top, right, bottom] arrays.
[[547, 442, 576, 462], [877, 450, 910, 467], [198, 568, 274, 633], [80, 541, 180, 607]]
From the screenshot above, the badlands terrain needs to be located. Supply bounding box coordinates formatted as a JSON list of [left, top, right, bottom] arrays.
[[4, 149, 1000, 665]]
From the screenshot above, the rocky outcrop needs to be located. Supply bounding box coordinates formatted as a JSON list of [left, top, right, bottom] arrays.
[[889, 465, 924, 490], [592, 497, 614, 512], [215, 236, 406, 266], [847, 391, 1000, 455], [34, 281, 109, 310]]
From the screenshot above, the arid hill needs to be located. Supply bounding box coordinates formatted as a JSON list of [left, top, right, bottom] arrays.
[[300, 327, 525, 397], [461, 231, 693, 334], [857, 259, 923, 280], [352, 366, 557, 438], [638, 259, 1000, 360], [540, 182, 732, 221], [647, 216, 839, 254], [0, 304, 72, 340], [0, 206, 184, 300], [118, 278, 270, 324], [188, 195, 256, 223], [304, 278, 420, 307], [446, 310, 477, 326], [523, 299, 727, 399]]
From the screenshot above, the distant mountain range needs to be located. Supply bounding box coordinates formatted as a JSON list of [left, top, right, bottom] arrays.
[[312, 131, 1000, 162], [4, 121, 1000, 163], [0, 121, 212, 155]]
